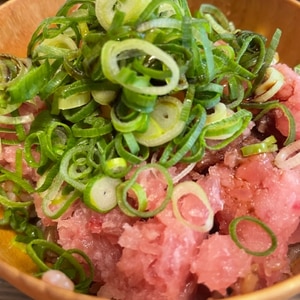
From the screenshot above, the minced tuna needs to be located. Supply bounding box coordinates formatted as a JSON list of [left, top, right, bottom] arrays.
[[48, 148, 300, 299], [6, 62, 300, 299], [34, 63, 300, 299]]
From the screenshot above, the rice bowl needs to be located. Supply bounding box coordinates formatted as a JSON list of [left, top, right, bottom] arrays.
[[1, 0, 300, 299]]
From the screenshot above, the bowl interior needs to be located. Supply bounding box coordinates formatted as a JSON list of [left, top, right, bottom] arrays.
[[188, 0, 300, 67]]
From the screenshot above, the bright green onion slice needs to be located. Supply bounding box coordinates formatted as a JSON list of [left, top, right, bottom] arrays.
[[229, 215, 277, 256], [59, 144, 94, 192], [72, 116, 112, 138], [241, 135, 278, 156], [83, 175, 121, 213], [203, 109, 252, 143], [159, 104, 206, 167], [0, 54, 30, 88], [0, 194, 32, 208], [200, 4, 233, 34], [252, 102, 295, 146], [114, 133, 149, 165], [102, 157, 129, 178], [58, 91, 91, 110], [0, 166, 35, 193], [101, 39, 180, 96], [26, 239, 94, 293], [8, 61, 51, 104], [116, 163, 173, 218], [111, 106, 148, 133]]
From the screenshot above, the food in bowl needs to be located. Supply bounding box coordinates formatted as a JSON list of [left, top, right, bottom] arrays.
[[1, 0, 300, 299]]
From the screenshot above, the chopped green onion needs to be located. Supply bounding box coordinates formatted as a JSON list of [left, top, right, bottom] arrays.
[[229, 215, 277, 256], [134, 96, 185, 147], [116, 163, 173, 218], [26, 239, 94, 293], [101, 39, 180, 96], [252, 102, 296, 146], [95, 0, 152, 31], [83, 175, 121, 213], [8, 61, 51, 104], [253, 67, 284, 103], [172, 181, 214, 232], [41, 173, 80, 219], [241, 135, 278, 156], [202, 109, 252, 149]]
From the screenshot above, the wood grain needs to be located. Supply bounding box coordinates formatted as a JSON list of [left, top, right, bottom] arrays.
[[0, 0, 66, 57], [188, 0, 300, 66]]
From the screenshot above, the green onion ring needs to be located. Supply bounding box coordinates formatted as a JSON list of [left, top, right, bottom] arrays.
[[229, 215, 277, 256]]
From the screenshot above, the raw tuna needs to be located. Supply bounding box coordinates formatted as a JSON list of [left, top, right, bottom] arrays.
[[57, 202, 135, 283], [10, 65, 300, 299], [51, 147, 300, 299], [212, 151, 300, 287], [273, 63, 300, 139], [190, 234, 252, 294]]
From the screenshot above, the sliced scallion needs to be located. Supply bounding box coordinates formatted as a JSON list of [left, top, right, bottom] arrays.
[[83, 175, 121, 213], [229, 215, 277, 256]]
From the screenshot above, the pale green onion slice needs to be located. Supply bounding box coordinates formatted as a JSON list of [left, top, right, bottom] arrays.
[[205, 102, 232, 125], [91, 90, 116, 105], [294, 64, 300, 75], [229, 215, 277, 256], [172, 162, 197, 184], [84, 175, 121, 213], [253, 67, 284, 103], [32, 34, 78, 61], [204, 108, 250, 141], [241, 135, 278, 156], [275, 139, 300, 170], [41, 173, 80, 219], [58, 91, 91, 110], [136, 18, 182, 32], [0, 103, 21, 116], [135, 96, 185, 147], [101, 39, 180, 95], [111, 107, 148, 133], [95, 0, 152, 31], [0, 113, 34, 125], [172, 181, 214, 232]]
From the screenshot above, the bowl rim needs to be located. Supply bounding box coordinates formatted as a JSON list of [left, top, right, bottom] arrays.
[[1, 0, 300, 299], [1, 256, 300, 300]]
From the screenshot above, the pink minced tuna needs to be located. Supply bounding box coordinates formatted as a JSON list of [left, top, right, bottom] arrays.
[[50, 150, 300, 299], [34, 63, 300, 299]]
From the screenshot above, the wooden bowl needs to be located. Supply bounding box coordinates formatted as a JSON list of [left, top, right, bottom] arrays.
[[0, 0, 300, 299]]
